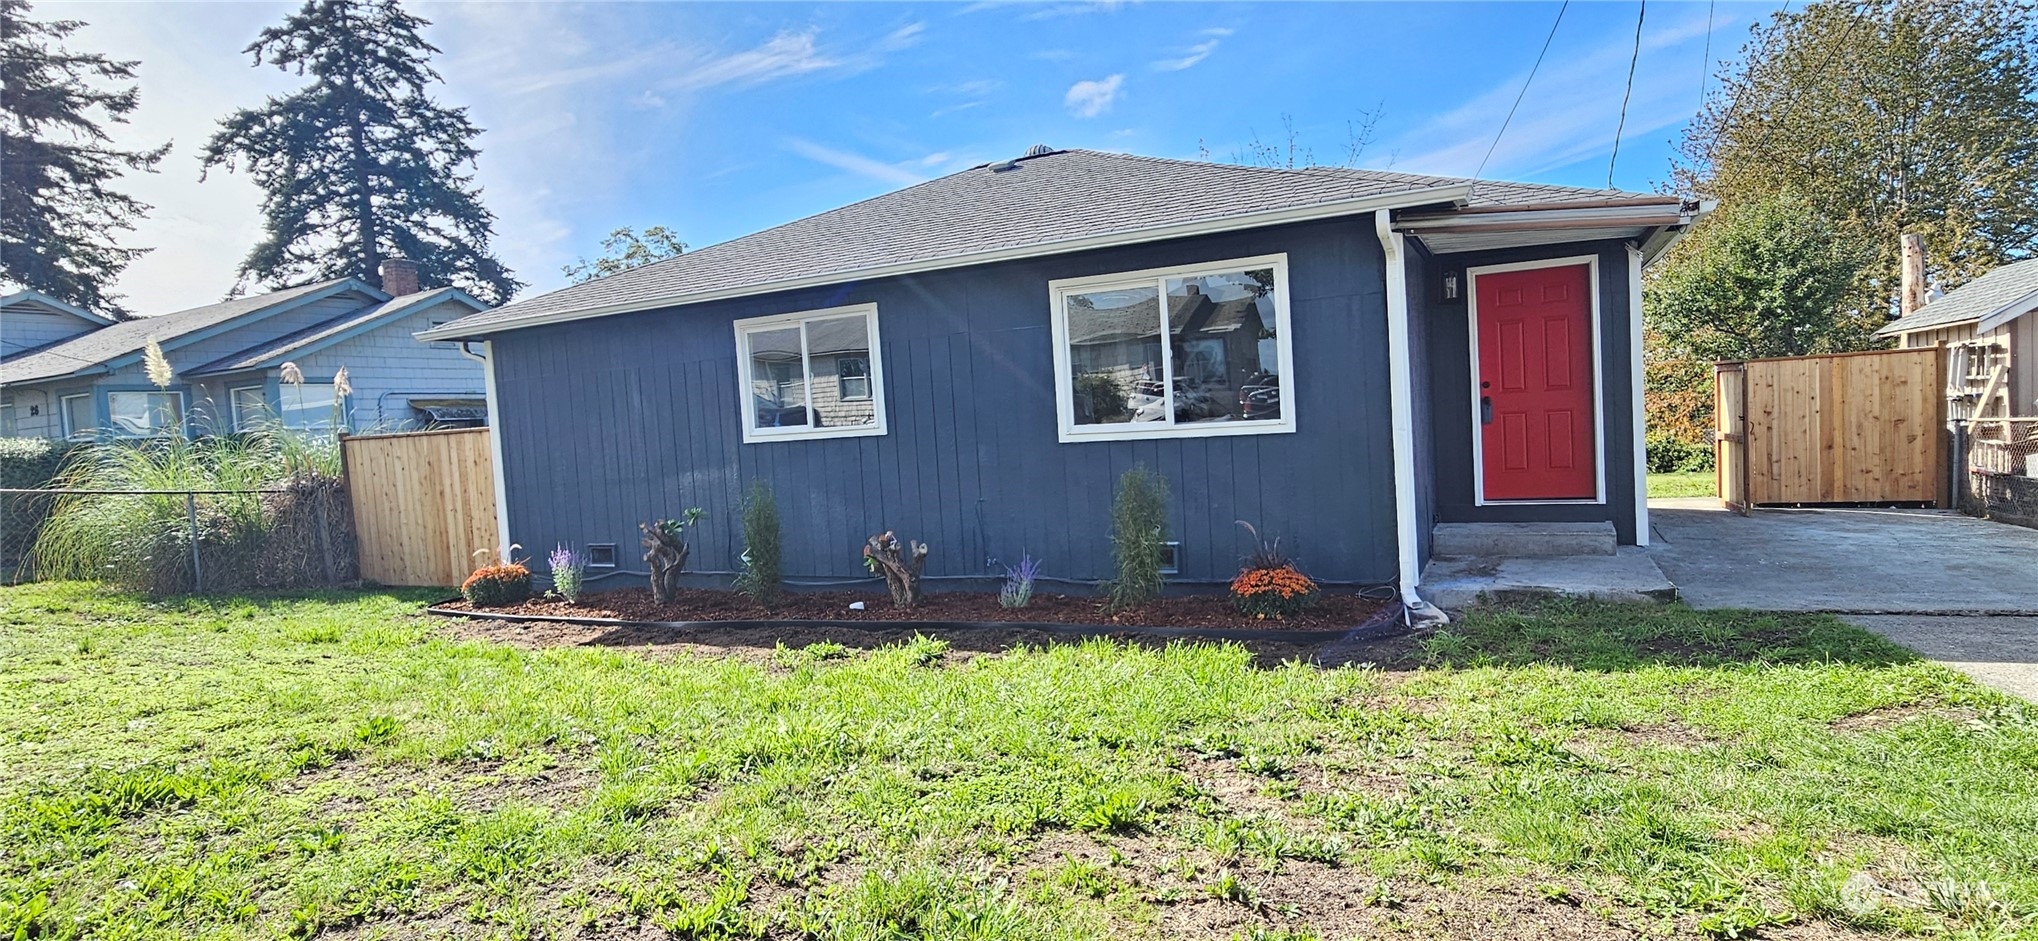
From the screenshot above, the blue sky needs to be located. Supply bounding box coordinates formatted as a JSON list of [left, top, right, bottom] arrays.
[[52, 1, 1775, 314]]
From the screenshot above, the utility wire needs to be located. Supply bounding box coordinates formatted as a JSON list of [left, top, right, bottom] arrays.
[[1607, 0, 1648, 188], [1475, 0, 1569, 180], [1697, 0, 1715, 114]]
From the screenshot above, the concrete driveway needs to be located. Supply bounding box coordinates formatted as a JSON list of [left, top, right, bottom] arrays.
[[1649, 498, 2038, 700]]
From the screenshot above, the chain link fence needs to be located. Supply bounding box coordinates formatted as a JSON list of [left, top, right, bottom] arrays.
[[1954, 418, 2038, 529], [2, 479, 356, 593]]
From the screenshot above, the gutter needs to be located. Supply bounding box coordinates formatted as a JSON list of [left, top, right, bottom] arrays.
[[418, 183, 1477, 342], [1374, 209, 1447, 627]]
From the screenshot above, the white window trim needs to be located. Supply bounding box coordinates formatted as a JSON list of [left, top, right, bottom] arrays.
[[1049, 253, 1298, 444], [732, 302, 887, 444], [1465, 254, 1607, 506], [104, 389, 188, 439], [59, 393, 93, 439], [228, 385, 267, 432]]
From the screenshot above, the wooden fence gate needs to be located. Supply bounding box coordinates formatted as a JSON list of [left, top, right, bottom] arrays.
[[1714, 348, 1947, 507], [341, 428, 497, 587]]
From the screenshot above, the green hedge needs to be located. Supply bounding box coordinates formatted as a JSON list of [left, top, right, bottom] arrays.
[[1, 437, 83, 568]]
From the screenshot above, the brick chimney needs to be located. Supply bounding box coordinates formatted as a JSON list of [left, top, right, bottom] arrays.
[[378, 257, 421, 297]]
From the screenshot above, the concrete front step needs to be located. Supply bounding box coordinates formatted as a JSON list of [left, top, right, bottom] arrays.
[[1431, 521, 1618, 559], [1420, 547, 1678, 613]]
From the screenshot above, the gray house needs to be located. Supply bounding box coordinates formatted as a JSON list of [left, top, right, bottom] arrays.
[[1876, 257, 2038, 418], [423, 149, 1700, 607], [1, 260, 490, 439]]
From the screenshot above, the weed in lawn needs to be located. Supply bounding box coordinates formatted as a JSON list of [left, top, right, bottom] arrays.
[[1073, 791, 1147, 834]]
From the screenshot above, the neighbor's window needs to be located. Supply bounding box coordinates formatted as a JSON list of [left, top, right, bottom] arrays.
[[229, 386, 268, 431], [60, 393, 94, 438], [279, 382, 345, 430], [735, 304, 885, 443], [1051, 255, 1294, 442], [105, 391, 184, 437]]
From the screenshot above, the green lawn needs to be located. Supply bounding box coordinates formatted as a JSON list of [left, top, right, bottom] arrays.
[[2, 583, 2035, 940], [1648, 470, 1719, 499]]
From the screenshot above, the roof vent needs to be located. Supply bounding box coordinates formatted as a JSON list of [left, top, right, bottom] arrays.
[[987, 159, 1019, 173], [1022, 143, 1054, 158]]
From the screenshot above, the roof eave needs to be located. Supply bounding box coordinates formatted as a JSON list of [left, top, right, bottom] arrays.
[[418, 183, 1476, 341], [1874, 315, 1979, 338], [1977, 288, 2038, 334]]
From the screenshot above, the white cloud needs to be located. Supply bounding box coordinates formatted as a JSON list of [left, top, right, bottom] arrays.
[[662, 29, 847, 93], [1201, 27, 1235, 37], [919, 151, 953, 167], [1064, 74, 1124, 118], [877, 22, 926, 53], [1385, 10, 1737, 181], [784, 138, 927, 186], [1031, 48, 1074, 61], [1152, 38, 1221, 72]]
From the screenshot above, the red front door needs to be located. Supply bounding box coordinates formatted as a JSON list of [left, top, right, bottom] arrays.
[[1476, 262, 1597, 500]]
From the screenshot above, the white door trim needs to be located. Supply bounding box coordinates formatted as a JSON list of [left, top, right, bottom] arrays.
[[1466, 254, 1607, 506], [1625, 244, 1650, 545]]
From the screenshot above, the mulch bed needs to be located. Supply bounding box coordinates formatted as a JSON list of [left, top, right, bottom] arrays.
[[438, 585, 1393, 633]]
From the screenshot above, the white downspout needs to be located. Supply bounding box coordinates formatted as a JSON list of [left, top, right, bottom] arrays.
[[1375, 210, 1444, 624], [1626, 244, 1650, 546], [461, 340, 513, 555]]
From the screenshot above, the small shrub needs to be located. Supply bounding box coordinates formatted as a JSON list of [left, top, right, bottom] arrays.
[[733, 481, 782, 605], [1072, 372, 1131, 423], [462, 563, 532, 606], [1646, 430, 1715, 473], [1107, 465, 1169, 611], [548, 544, 587, 603], [1229, 520, 1320, 619], [999, 553, 1039, 609]]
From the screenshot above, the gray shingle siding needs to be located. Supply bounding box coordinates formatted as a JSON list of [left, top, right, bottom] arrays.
[[491, 217, 1403, 588], [295, 298, 485, 430], [2, 308, 98, 359]]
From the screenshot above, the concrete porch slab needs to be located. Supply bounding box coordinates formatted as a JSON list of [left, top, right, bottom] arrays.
[[1421, 547, 1677, 612]]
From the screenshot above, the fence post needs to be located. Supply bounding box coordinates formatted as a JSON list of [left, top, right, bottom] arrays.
[[184, 491, 203, 593]]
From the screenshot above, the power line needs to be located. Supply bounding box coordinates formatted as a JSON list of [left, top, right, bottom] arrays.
[[1607, 0, 1648, 188], [1475, 0, 1570, 180], [1697, 0, 1715, 114]]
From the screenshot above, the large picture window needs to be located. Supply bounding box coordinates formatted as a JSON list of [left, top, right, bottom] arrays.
[[279, 382, 344, 430], [105, 391, 184, 437], [1050, 254, 1295, 442], [60, 393, 95, 439], [734, 303, 885, 443]]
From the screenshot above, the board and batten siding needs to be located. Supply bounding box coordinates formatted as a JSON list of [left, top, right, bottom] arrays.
[[1415, 240, 1643, 543], [487, 218, 1401, 586]]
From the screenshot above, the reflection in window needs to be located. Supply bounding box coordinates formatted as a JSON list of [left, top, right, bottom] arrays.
[[106, 391, 184, 436], [230, 387, 267, 431], [279, 382, 343, 430], [736, 306, 884, 441], [1056, 259, 1288, 438]]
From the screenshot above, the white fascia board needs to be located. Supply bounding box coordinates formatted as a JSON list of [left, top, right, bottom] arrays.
[[1977, 289, 2038, 334], [1396, 203, 1689, 231], [415, 184, 1476, 342]]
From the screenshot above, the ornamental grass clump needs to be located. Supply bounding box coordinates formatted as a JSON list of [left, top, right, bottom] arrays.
[[548, 544, 586, 603], [1229, 521, 1319, 619], [1106, 465, 1169, 611]]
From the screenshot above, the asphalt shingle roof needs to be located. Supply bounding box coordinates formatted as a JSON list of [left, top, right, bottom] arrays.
[[1876, 257, 2038, 336], [430, 148, 1655, 338], [0, 279, 353, 385], [188, 288, 479, 375]]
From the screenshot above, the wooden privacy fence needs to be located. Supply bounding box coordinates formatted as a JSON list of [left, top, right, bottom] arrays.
[[1714, 348, 1947, 510], [341, 428, 497, 587]]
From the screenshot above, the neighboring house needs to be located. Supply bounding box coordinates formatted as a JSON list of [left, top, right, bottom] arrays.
[[422, 148, 1700, 605], [1, 260, 490, 439], [1876, 257, 2038, 418]]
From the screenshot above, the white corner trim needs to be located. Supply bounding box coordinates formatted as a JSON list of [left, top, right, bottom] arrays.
[[1976, 288, 2038, 334], [1375, 211, 1424, 597], [1626, 244, 1649, 546], [732, 303, 888, 445], [1046, 253, 1298, 444], [415, 184, 1478, 342], [473, 341, 513, 554], [1465, 254, 1607, 506]]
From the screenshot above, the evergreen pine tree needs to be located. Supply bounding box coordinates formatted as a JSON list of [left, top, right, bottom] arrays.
[[201, 0, 520, 303], [0, 0, 167, 317]]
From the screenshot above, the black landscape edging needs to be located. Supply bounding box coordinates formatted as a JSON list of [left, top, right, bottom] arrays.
[[424, 597, 1409, 645]]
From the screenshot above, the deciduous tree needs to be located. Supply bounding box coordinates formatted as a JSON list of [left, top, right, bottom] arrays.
[[563, 226, 685, 284]]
